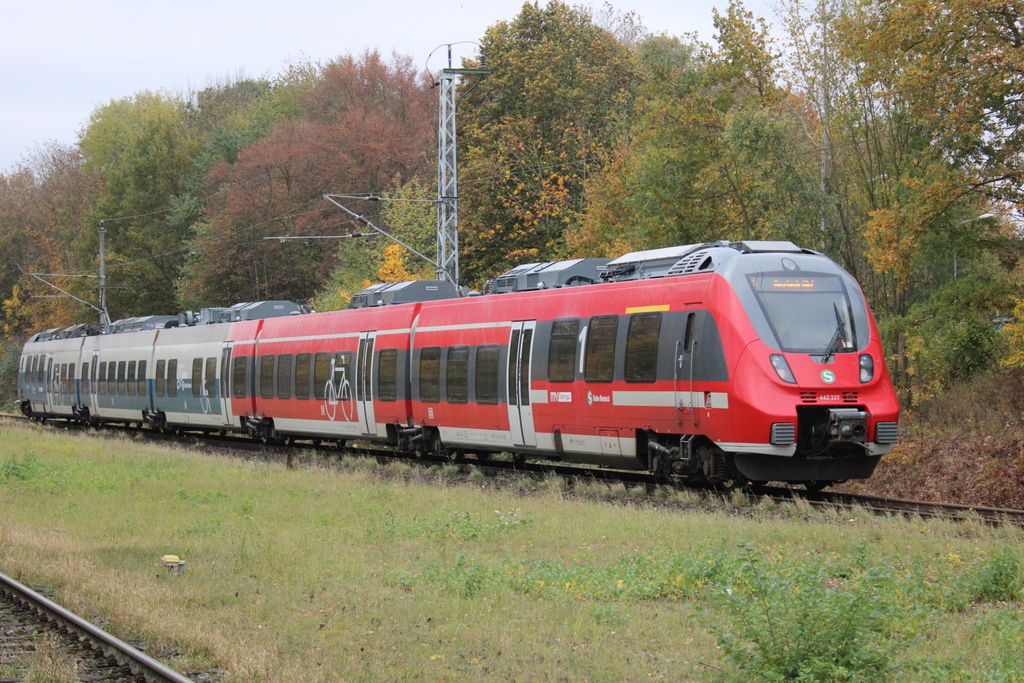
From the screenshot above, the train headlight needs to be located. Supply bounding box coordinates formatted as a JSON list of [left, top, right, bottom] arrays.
[[769, 354, 796, 384], [859, 354, 874, 383]]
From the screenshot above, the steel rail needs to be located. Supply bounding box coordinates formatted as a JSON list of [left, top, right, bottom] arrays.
[[0, 570, 194, 683], [9, 412, 1024, 527]]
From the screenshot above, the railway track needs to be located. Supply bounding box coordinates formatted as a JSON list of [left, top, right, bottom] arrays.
[[0, 571, 196, 683], [8, 413, 1024, 528]]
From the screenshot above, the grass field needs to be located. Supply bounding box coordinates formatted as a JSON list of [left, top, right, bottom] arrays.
[[2, 421, 1024, 682]]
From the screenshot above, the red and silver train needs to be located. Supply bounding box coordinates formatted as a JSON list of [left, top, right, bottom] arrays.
[[17, 241, 899, 487]]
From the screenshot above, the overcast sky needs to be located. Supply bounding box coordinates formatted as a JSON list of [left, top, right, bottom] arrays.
[[1, 0, 777, 172]]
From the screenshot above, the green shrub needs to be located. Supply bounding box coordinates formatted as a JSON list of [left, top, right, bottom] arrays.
[[946, 548, 1022, 610], [702, 546, 912, 682]]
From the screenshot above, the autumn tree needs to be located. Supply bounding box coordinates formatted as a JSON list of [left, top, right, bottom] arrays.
[[457, 1, 643, 284], [823, 0, 1021, 402], [0, 143, 99, 334], [178, 51, 436, 307], [855, 0, 1024, 203]]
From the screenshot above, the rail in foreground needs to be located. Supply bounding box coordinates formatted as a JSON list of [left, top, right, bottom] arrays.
[[0, 570, 194, 683]]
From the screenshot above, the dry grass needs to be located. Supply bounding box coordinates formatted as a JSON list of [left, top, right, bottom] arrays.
[[1, 422, 1024, 682]]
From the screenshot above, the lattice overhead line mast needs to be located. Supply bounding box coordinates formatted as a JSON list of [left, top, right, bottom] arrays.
[[436, 46, 489, 285]]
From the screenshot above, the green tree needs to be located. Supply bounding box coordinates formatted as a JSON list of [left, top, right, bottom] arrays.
[[314, 175, 437, 311], [78, 92, 200, 317], [575, 2, 822, 255]]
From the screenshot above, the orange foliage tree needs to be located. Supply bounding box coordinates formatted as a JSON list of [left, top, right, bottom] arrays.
[[457, 1, 642, 284], [178, 51, 436, 308]]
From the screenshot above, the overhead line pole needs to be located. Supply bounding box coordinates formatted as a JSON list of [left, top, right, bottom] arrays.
[[98, 221, 110, 326], [436, 46, 488, 285]]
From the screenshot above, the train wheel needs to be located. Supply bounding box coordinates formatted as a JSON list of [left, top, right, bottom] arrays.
[[446, 449, 465, 463], [803, 480, 832, 492]]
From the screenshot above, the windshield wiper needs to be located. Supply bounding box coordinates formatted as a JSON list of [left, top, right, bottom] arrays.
[[821, 303, 847, 363]]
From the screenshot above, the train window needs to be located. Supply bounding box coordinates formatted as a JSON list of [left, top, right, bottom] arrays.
[[446, 346, 469, 404], [259, 355, 275, 399], [316, 352, 352, 400], [548, 319, 579, 382], [585, 316, 618, 382], [29, 356, 37, 383], [294, 353, 311, 400], [313, 352, 330, 400], [419, 347, 441, 403], [519, 329, 533, 406], [377, 349, 398, 402], [46, 358, 53, 390], [68, 363, 75, 394], [117, 361, 127, 395], [205, 357, 217, 398], [82, 363, 89, 395], [137, 361, 147, 396], [683, 312, 695, 351], [192, 358, 203, 398], [221, 350, 231, 401], [625, 313, 661, 383], [167, 359, 178, 397], [156, 360, 166, 396], [357, 339, 375, 401], [232, 356, 248, 399], [276, 354, 293, 400], [98, 362, 107, 395], [475, 345, 501, 405], [127, 361, 137, 396], [507, 331, 519, 407]]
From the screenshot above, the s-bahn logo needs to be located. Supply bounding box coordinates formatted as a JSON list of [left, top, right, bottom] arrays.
[[820, 370, 836, 384]]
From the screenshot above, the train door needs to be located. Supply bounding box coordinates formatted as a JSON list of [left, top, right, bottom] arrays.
[[42, 356, 54, 414], [356, 331, 377, 435], [219, 343, 233, 426], [674, 312, 699, 427], [89, 350, 100, 413], [507, 320, 537, 448]]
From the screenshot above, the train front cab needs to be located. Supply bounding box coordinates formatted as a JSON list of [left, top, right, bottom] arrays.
[[712, 251, 900, 484]]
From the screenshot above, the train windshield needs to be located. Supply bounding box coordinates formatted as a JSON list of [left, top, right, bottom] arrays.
[[747, 272, 858, 354]]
